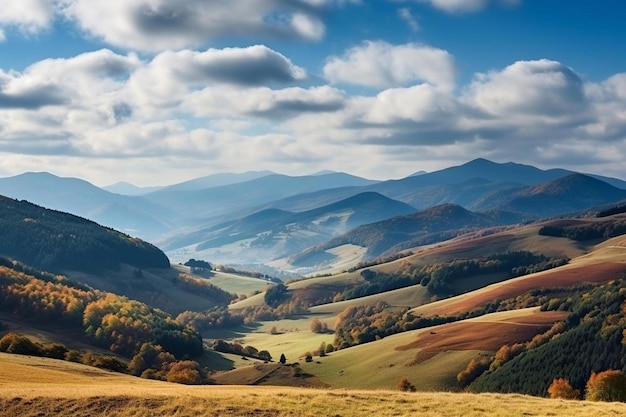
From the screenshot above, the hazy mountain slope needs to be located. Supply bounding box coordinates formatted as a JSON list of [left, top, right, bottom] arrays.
[[164, 192, 414, 266], [375, 178, 525, 211], [102, 181, 163, 196], [471, 173, 626, 216], [195, 192, 414, 247], [364, 159, 626, 209], [0, 172, 175, 239], [144, 172, 379, 218], [159, 170, 275, 192], [0, 195, 170, 273], [254, 186, 367, 212], [291, 203, 514, 265]]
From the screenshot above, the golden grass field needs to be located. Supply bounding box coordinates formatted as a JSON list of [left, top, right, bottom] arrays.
[[3, 353, 626, 417]]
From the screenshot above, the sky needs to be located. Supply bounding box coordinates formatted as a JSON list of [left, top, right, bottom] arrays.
[[0, 0, 625, 187]]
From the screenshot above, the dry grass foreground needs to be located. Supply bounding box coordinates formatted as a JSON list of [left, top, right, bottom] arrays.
[[3, 353, 626, 417]]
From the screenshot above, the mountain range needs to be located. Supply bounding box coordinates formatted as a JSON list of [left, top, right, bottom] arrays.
[[1, 158, 626, 272]]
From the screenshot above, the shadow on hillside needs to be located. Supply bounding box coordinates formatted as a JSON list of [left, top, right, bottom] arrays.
[[201, 349, 235, 371], [202, 323, 261, 340]]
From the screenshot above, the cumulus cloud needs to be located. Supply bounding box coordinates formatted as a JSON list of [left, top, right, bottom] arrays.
[[128, 45, 308, 115], [2, 46, 626, 183], [462, 59, 587, 117], [184, 85, 347, 119], [323, 41, 456, 90], [0, 0, 55, 37], [57, 0, 340, 51]]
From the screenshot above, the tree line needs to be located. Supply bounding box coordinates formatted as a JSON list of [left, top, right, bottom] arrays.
[[0, 259, 202, 362]]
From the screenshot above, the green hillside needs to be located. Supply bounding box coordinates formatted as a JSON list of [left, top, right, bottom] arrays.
[[468, 279, 626, 396], [0, 196, 169, 273]]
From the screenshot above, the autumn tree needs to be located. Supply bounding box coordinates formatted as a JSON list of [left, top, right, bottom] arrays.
[[457, 356, 491, 387], [166, 360, 203, 385], [397, 377, 416, 392], [129, 343, 175, 377], [586, 370, 626, 402], [310, 318, 329, 334], [547, 378, 580, 400]]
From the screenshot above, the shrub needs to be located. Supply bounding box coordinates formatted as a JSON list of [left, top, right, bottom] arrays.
[[83, 352, 128, 373], [548, 378, 580, 400], [0, 333, 42, 356], [41, 343, 69, 360], [166, 360, 202, 385], [310, 319, 329, 334], [397, 377, 416, 392], [586, 370, 626, 402]]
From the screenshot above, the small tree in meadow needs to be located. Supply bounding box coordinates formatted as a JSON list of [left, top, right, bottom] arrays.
[[547, 378, 580, 400], [310, 319, 329, 334], [397, 377, 416, 392], [586, 370, 626, 402]]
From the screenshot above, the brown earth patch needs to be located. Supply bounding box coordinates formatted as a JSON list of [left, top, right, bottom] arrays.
[[423, 262, 626, 317], [211, 362, 327, 388], [396, 311, 567, 365], [540, 219, 590, 228]]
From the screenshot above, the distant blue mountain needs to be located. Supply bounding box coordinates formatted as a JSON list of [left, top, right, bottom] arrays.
[[0, 172, 175, 239], [103, 181, 163, 196]]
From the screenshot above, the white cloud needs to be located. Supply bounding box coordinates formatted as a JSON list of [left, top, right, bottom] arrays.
[[416, 0, 519, 13], [398, 7, 420, 32], [2, 46, 626, 185], [58, 0, 337, 51], [291, 13, 326, 41], [127, 45, 308, 116], [323, 41, 456, 90], [463, 59, 587, 117], [184, 85, 347, 119], [0, 0, 55, 36]]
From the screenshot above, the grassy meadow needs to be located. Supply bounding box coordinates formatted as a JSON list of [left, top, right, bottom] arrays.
[[3, 353, 626, 417]]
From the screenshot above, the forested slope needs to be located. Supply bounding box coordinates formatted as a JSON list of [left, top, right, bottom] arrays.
[[0, 196, 169, 273], [468, 280, 626, 396]]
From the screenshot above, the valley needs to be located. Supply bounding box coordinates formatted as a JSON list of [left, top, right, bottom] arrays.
[[3, 158, 626, 414]]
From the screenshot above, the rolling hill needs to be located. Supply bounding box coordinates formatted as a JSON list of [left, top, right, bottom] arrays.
[[0, 196, 236, 314], [163, 192, 415, 266], [0, 195, 169, 273], [5, 352, 624, 417], [289, 203, 521, 267], [143, 172, 379, 219], [471, 173, 626, 216], [4, 180, 626, 402]]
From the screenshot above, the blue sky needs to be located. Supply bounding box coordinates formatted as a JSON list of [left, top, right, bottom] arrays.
[[0, 0, 625, 186]]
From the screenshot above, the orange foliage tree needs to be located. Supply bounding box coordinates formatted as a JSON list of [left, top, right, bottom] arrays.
[[586, 370, 626, 402], [547, 378, 580, 400], [166, 360, 203, 385]]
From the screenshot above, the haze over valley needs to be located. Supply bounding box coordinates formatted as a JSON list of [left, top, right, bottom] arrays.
[[2, 1, 626, 415]]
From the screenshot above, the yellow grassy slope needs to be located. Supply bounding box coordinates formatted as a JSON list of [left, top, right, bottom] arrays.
[[2, 353, 626, 417]]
